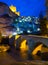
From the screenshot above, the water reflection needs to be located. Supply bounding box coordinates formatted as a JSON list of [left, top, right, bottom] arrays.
[[20, 49, 41, 61], [20, 50, 28, 60], [8, 47, 42, 61], [0, 48, 48, 65], [0, 44, 48, 61]]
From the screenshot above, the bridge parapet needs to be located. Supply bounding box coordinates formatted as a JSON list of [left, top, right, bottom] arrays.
[[21, 35, 48, 47]]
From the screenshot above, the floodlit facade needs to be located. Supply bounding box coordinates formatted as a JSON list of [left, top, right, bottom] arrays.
[[9, 5, 20, 16]]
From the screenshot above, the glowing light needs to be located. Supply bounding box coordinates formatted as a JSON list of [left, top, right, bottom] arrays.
[[37, 28, 40, 31], [46, 24, 48, 28], [17, 27, 20, 31], [27, 30, 31, 33], [41, 46, 48, 53], [10, 5, 16, 12], [15, 34, 20, 40], [0, 45, 10, 52], [32, 44, 43, 55], [9, 5, 20, 16], [19, 20, 22, 22], [35, 21, 39, 24], [12, 32, 17, 35], [9, 34, 12, 38], [15, 12, 20, 16], [20, 40, 28, 51]]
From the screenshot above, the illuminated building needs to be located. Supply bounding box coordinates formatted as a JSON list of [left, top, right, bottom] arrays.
[[9, 5, 20, 16]]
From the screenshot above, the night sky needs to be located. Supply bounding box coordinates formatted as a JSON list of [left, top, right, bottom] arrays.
[[0, 0, 46, 16]]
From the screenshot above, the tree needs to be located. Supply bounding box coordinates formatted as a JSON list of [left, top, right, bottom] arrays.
[[39, 11, 47, 35]]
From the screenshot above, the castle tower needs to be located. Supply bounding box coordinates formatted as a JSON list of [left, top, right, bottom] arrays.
[[9, 5, 20, 16]]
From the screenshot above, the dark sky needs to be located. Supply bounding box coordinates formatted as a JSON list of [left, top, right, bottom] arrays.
[[0, 0, 46, 16]]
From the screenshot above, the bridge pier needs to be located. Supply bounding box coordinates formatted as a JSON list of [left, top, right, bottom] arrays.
[[9, 36, 15, 49], [9, 35, 48, 55]]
